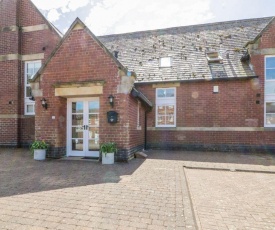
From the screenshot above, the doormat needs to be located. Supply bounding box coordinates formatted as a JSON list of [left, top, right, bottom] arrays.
[[81, 157, 99, 160]]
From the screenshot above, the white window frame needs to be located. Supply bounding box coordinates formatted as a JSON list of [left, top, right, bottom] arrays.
[[155, 88, 176, 127], [264, 55, 275, 127], [24, 60, 41, 115], [159, 57, 172, 68]]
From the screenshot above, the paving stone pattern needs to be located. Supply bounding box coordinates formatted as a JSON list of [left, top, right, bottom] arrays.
[[0, 148, 275, 229], [185, 169, 275, 230], [0, 149, 190, 230]]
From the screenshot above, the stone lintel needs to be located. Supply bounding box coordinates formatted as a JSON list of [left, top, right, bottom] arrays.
[[53, 81, 105, 88], [0, 25, 19, 32], [0, 53, 44, 62], [0, 114, 32, 119], [152, 82, 180, 88], [22, 24, 49, 33], [55, 85, 103, 97], [21, 53, 44, 61]]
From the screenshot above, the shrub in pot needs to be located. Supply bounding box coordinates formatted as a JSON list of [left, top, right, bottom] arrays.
[[100, 142, 117, 164], [30, 140, 48, 161]]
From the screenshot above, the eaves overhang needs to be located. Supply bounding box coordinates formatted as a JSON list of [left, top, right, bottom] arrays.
[[131, 87, 153, 108]]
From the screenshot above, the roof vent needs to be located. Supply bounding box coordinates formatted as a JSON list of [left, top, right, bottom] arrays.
[[113, 50, 119, 58], [240, 51, 250, 62], [206, 51, 223, 63]]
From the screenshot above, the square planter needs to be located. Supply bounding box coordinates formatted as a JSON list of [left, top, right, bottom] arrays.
[[102, 152, 114, 164], [33, 149, 46, 160]]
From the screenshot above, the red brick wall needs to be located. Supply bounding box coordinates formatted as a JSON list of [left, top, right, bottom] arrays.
[[0, 0, 17, 27], [127, 96, 146, 151], [0, 0, 20, 146], [135, 20, 275, 152], [136, 77, 275, 151], [19, 0, 60, 146], [0, 0, 61, 146], [35, 27, 143, 159], [19, 0, 47, 27]]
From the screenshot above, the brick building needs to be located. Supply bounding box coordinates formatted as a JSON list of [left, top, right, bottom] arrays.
[[1, 0, 275, 161], [0, 0, 61, 147]]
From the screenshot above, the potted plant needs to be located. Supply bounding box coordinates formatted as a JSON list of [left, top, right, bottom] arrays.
[[30, 140, 48, 160], [100, 142, 117, 164]]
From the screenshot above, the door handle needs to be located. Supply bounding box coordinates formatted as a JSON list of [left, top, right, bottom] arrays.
[[82, 125, 89, 130]]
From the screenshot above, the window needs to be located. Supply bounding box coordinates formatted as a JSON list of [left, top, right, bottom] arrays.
[[206, 51, 223, 63], [25, 61, 41, 115], [265, 56, 275, 127], [156, 88, 176, 127], [160, 57, 172, 67]]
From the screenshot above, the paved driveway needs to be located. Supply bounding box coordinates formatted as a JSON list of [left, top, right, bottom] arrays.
[[0, 148, 274, 230]]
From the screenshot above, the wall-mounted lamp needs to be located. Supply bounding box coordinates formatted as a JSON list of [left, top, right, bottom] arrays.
[[41, 98, 47, 109], [108, 95, 114, 107]]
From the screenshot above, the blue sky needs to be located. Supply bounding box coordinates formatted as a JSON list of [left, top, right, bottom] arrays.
[[32, 0, 275, 36]]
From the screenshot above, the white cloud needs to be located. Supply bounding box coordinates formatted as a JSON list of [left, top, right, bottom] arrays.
[[32, 0, 69, 11], [67, 0, 90, 11], [47, 9, 61, 22], [32, 0, 89, 12], [85, 0, 214, 35]]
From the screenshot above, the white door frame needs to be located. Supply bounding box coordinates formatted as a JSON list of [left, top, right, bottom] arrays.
[[67, 97, 100, 157]]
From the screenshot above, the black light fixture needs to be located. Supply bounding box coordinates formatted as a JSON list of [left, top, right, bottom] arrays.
[[41, 98, 47, 109], [108, 95, 114, 107]]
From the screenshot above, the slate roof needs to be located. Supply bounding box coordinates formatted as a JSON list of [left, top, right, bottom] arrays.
[[99, 17, 273, 83]]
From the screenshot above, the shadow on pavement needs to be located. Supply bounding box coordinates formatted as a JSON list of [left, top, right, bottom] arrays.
[[0, 148, 145, 198], [145, 149, 275, 166]]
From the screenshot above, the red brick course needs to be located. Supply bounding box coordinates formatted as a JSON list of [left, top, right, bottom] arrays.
[[0, 0, 60, 147], [35, 27, 146, 159]]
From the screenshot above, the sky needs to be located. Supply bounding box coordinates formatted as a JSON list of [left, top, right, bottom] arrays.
[[32, 0, 275, 36]]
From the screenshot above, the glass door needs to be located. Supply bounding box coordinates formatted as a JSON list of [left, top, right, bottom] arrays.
[[67, 98, 99, 157]]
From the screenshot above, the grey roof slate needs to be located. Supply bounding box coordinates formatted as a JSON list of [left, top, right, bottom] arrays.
[[99, 17, 273, 83]]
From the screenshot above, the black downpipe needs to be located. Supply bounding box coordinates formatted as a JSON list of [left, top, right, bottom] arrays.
[[144, 110, 149, 150]]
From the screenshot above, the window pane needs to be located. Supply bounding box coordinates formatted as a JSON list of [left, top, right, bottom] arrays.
[[72, 102, 83, 113], [26, 63, 34, 71], [72, 114, 83, 126], [88, 127, 99, 139], [266, 102, 275, 113], [34, 62, 41, 72], [266, 69, 275, 80], [72, 139, 83, 151], [89, 114, 99, 126], [26, 86, 32, 97], [157, 105, 166, 115], [72, 127, 83, 138], [89, 140, 99, 151], [266, 114, 275, 125], [166, 115, 175, 125], [265, 82, 275, 94], [166, 89, 175, 97], [266, 57, 275, 69], [157, 116, 166, 125], [26, 104, 34, 113], [166, 105, 174, 115], [89, 101, 99, 113], [157, 89, 165, 97]]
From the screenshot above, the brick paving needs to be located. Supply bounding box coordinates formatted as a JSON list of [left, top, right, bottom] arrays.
[[185, 169, 275, 230], [0, 148, 194, 230], [0, 148, 275, 229]]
